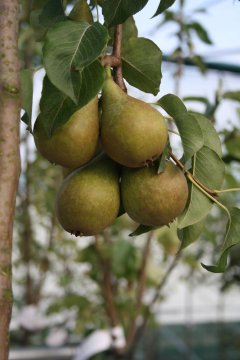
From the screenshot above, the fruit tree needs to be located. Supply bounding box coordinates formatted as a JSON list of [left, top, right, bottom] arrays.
[[0, 0, 240, 359]]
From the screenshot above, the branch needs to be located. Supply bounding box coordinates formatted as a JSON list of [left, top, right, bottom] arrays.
[[169, 151, 218, 197], [22, 134, 34, 306], [0, 1, 21, 358], [125, 231, 153, 352], [112, 24, 127, 92], [128, 252, 181, 357], [94, 235, 120, 328]]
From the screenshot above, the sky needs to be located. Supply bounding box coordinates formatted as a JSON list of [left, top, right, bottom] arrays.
[[135, 0, 240, 64], [130, 0, 240, 131]]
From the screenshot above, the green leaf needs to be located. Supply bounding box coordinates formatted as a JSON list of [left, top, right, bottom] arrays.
[[223, 91, 240, 102], [157, 93, 187, 117], [111, 240, 139, 279], [37, 62, 104, 137], [103, 0, 148, 27], [129, 224, 157, 237], [202, 207, 240, 273], [122, 16, 138, 43], [190, 113, 222, 157], [178, 219, 205, 250], [225, 138, 240, 160], [36, 76, 79, 136], [153, 0, 176, 17], [122, 38, 162, 95], [191, 55, 207, 73], [179, 147, 225, 228], [157, 94, 204, 161], [43, 20, 108, 102], [187, 21, 212, 45], [183, 96, 210, 107], [39, 0, 65, 27], [72, 60, 105, 106], [20, 69, 34, 132], [157, 140, 171, 174]]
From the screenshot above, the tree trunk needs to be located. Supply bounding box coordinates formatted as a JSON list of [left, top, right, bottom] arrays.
[[0, 1, 20, 359]]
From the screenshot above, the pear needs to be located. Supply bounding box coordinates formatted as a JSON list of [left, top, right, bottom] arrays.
[[101, 76, 168, 168], [121, 161, 188, 226], [33, 97, 99, 169], [56, 155, 120, 236]]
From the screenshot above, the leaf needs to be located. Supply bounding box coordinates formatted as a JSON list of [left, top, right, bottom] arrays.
[[157, 93, 187, 117], [190, 113, 222, 157], [223, 91, 240, 102], [157, 140, 171, 174], [225, 138, 240, 160], [179, 147, 225, 229], [122, 38, 162, 95], [122, 16, 138, 42], [111, 240, 139, 279], [183, 96, 210, 107], [36, 76, 79, 136], [37, 62, 104, 137], [187, 21, 212, 45], [20, 69, 34, 132], [157, 94, 204, 161], [72, 60, 105, 106], [191, 55, 207, 73], [117, 202, 125, 217], [202, 207, 240, 273], [153, 0, 176, 17], [129, 224, 157, 237], [103, 0, 148, 27], [178, 219, 205, 250], [43, 20, 108, 102], [39, 0, 65, 27]]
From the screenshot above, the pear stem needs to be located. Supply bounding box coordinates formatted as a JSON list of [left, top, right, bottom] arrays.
[[105, 65, 112, 79]]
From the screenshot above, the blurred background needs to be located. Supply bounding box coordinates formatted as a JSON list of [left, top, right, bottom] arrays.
[[12, 0, 240, 359]]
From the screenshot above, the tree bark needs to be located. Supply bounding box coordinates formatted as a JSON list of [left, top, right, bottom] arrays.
[[0, 1, 21, 359]]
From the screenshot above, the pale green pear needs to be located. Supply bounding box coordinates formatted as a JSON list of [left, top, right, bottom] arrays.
[[56, 155, 120, 236], [101, 76, 168, 168], [121, 161, 188, 226], [33, 97, 99, 169]]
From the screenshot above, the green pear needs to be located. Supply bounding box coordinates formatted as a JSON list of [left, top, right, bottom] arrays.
[[121, 161, 188, 226], [56, 155, 120, 236], [33, 97, 99, 169], [101, 76, 168, 168]]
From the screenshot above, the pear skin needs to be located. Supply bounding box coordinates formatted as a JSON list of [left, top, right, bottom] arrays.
[[101, 77, 168, 168], [56, 155, 120, 236], [34, 97, 99, 168], [121, 161, 188, 226]]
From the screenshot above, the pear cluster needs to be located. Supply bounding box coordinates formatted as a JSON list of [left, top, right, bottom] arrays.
[[33, 75, 189, 236]]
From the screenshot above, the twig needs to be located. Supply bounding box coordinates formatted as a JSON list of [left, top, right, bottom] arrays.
[[112, 24, 127, 92], [169, 151, 218, 197], [128, 252, 181, 357], [125, 231, 154, 352], [101, 55, 121, 68]]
